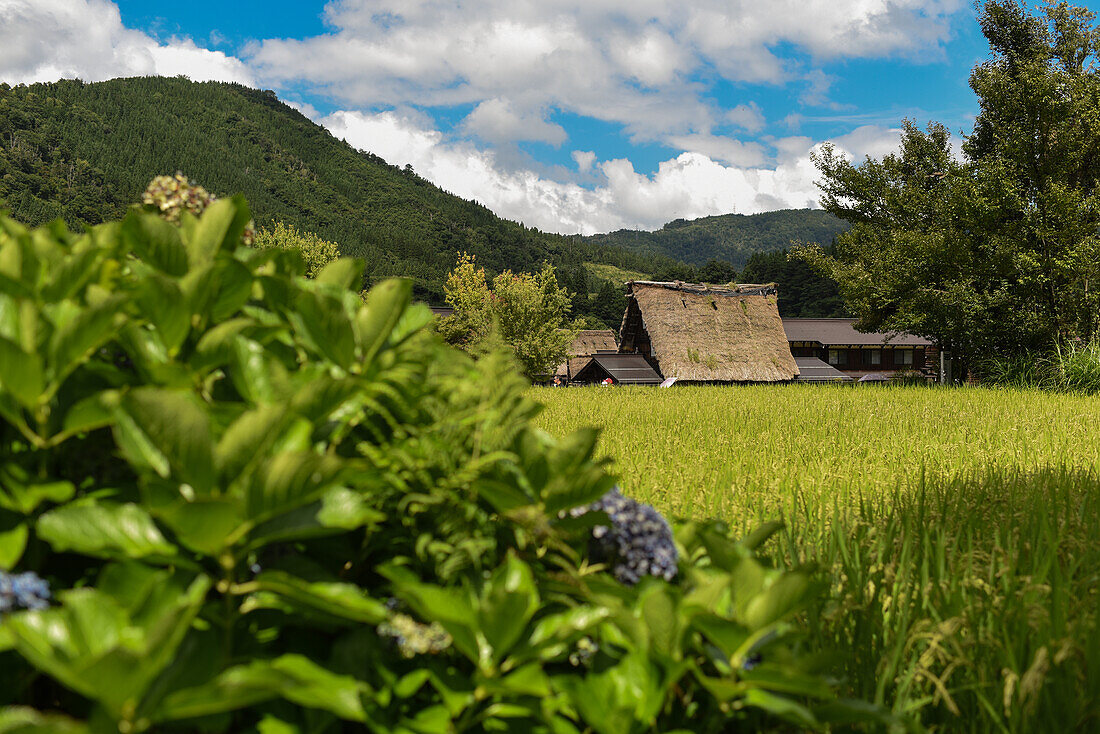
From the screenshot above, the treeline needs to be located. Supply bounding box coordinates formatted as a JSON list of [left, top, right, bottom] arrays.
[[584, 209, 850, 269], [0, 77, 681, 303]]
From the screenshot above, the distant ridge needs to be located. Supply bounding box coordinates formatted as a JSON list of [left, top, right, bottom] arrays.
[[583, 209, 849, 269]]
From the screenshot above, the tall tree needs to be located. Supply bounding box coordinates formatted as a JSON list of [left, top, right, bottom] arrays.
[[437, 253, 577, 379], [800, 1, 1100, 364]]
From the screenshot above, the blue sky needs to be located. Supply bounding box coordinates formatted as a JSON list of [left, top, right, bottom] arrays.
[[4, 1, 1100, 233]]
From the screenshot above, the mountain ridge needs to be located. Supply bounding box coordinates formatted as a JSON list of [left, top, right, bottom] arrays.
[[0, 76, 845, 309]]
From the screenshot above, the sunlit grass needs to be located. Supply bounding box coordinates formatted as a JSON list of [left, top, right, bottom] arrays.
[[531, 384, 1100, 731], [532, 383, 1100, 526]]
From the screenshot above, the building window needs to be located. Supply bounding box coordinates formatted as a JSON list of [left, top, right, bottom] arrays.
[[828, 349, 847, 366], [895, 349, 913, 366], [865, 349, 881, 366]]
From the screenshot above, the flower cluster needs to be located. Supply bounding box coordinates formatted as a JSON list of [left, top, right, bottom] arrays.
[[141, 173, 254, 245], [568, 636, 599, 667], [571, 487, 678, 585], [377, 608, 452, 659], [0, 571, 51, 613]]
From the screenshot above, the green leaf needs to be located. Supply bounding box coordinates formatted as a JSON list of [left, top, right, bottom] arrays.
[[741, 689, 818, 729], [739, 521, 785, 551], [479, 554, 539, 665], [247, 452, 344, 521], [383, 567, 480, 664], [5, 576, 210, 718], [0, 521, 28, 570], [40, 246, 100, 303], [210, 260, 255, 323], [244, 571, 386, 624], [136, 274, 190, 353], [742, 571, 817, 629], [0, 707, 89, 733], [48, 295, 126, 385], [37, 500, 177, 560], [156, 655, 368, 723], [184, 196, 251, 265], [0, 464, 75, 514], [316, 486, 385, 529], [215, 404, 287, 485], [60, 391, 116, 436], [294, 290, 356, 369], [122, 211, 188, 276], [356, 278, 411, 367], [639, 584, 680, 659], [113, 388, 214, 493], [151, 496, 243, 556], [315, 258, 364, 290], [228, 336, 286, 404], [0, 335, 43, 409]]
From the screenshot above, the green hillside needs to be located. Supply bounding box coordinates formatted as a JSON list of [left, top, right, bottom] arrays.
[[584, 209, 850, 268], [0, 76, 675, 302]]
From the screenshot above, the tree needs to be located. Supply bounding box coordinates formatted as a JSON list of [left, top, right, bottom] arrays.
[[438, 253, 577, 379], [253, 221, 341, 278], [799, 1, 1100, 364]]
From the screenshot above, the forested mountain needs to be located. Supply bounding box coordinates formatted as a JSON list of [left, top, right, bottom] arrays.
[[0, 76, 678, 302], [739, 249, 847, 318], [584, 209, 850, 268]]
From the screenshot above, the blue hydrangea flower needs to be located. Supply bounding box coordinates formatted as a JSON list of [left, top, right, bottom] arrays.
[[571, 487, 678, 585], [0, 571, 51, 613]]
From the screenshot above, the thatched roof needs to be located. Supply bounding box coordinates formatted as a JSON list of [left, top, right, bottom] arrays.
[[621, 281, 798, 382], [555, 329, 618, 378]]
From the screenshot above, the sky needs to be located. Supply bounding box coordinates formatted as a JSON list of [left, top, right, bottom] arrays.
[[3, 1, 1099, 235]]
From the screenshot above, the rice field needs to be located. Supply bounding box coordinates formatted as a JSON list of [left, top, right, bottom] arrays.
[[532, 383, 1100, 526], [532, 384, 1100, 732]]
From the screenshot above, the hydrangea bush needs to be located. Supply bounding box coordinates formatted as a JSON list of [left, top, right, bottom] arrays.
[[0, 192, 889, 733]]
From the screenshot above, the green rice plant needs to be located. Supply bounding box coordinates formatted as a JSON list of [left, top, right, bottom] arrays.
[[533, 385, 1100, 731], [787, 468, 1100, 732]]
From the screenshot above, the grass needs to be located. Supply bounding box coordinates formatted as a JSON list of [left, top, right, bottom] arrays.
[[582, 262, 648, 287], [531, 384, 1100, 732], [532, 384, 1100, 524]]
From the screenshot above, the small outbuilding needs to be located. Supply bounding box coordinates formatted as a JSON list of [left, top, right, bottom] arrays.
[[618, 281, 799, 383], [555, 329, 619, 381], [793, 356, 854, 383], [571, 352, 664, 385]]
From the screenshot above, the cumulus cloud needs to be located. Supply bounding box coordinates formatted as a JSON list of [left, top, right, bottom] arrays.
[[248, 0, 964, 145], [0, 0, 253, 85], [321, 109, 902, 235], [462, 98, 567, 145], [726, 103, 766, 133], [0, 0, 923, 237], [572, 150, 597, 173]]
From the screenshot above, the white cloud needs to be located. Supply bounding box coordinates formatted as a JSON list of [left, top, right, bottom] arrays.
[[462, 98, 567, 145], [726, 103, 766, 133], [321, 109, 902, 235], [0, 0, 922, 238], [248, 0, 964, 145], [572, 150, 597, 173], [0, 0, 253, 85], [664, 134, 767, 167]]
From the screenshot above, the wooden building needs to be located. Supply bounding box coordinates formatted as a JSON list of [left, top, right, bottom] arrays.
[[571, 352, 664, 385], [555, 329, 618, 381], [782, 318, 937, 381], [618, 281, 798, 383]]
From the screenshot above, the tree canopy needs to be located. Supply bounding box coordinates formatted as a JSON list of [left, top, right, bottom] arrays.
[[800, 1, 1100, 364], [438, 254, 577, 379]]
